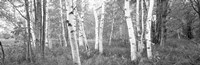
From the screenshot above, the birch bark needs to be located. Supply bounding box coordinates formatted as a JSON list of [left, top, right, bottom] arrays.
[[124, 0, 137, 61]]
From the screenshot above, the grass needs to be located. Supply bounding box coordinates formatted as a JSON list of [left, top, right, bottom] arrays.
[[0, 38, 200, 65]]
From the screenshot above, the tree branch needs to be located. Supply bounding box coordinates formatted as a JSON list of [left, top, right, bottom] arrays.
[[190, 0, 199, 13], [7, 0, 27, 20]]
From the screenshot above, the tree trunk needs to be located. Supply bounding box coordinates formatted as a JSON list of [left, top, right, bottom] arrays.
[[69, 12, 81, 65], [140, 0, 146, 57], [154, 0, 162, 44], [31, 22, 36, 47], [78, 0, 89, 49], [146, 0, 154, 59], [42, 0, 47, 59], [160, 0, 169, 46], [34, 0, 40, 50], [78, 18, 84, 46], [80, 0, 88, 49], [108, 17, 114, 45], [82, 23, 89, 50], [0, 41, 4, 64], [29, 0, 36, 48], [99, 0, 105, 54], [36, 0, 42, 55], [93, 1, 99, 50], [80, 0, 89, 48], [45, 0, 49, 47], [67, 0, 81, 64], [124, 0, 137, 61], [25, 0, 32, 62], [136, 0, 143, 58], [60, 0, 68, 47]]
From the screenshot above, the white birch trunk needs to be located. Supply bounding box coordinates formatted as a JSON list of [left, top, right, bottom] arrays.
[[67, 0, 81, 64], [45, 0, 49, 47], [108, 17, 114, 45], [136, 0, 142, 57], [78, 0, 88, 49], [60, 0, 68, 47], [82, 23, 88, 50], [29, 0, 36, 48], [93, 1, 99, 50], [146, 0, 154, 59], [136, 0, 140, 39], [78, 17, 84, 46], [99, 0, 105, 54], [124, 0, 137, 61], [30, 22, 36, 47], [140, 0, 145, 56], [70, 13, 81, 65]]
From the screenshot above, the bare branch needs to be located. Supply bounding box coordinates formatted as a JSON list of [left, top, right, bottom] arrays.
[[190, 0, 199, 13], [7, 0, 27, 20]]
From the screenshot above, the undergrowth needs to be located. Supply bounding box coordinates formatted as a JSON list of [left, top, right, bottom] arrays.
[[0, 38, 200, 65]]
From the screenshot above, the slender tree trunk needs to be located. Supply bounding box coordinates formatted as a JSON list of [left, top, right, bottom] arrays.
[[25, 0, 31, 62], [0, 42, 4, 64], [136, 0, 143, 58], [39, 0, 43, 55], [31, 22, 36, 47], [36, 0, 42, 56], [124, 0, 137, 61], [45, 0, 49, 47], [82, 23, 88, 50], [77, 0, 88, 48], [159, 0, 169, 46], [78, 18, 84, 46], [80, 0, 88, 50], [99, 0, 105, 54], [60, 0, 68, 47], [34, 0, 40, 51], [108, 17, 114, 45], [29, 0, 36, 48], [93, 1, 99, 50], [42, 0, 46, 59], [154, 0, 162, 44], [140, 0, 146, 57], [146, 0, 154, 59]]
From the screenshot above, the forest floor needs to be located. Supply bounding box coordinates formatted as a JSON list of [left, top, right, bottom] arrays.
[[0, 38, 200, 65]]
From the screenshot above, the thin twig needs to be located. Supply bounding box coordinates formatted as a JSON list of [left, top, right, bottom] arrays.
[[190, 0, 199, 13], [7, 0, 27, 20]]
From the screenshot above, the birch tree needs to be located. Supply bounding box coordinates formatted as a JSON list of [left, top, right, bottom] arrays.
[[99, 0, 105, 54], [136, 0, 143, 58], [108, 13, 115, 45], [146, 0, 154, 59], [60, 0, 68, 47], [35, 0, 42, 53], [93, 0, 99, 50], [124, 0, 137, 61], [78, 20, 84, 46], [140, 0, 146, 57], [156, 0, 169, 46], [66, 0, 81, 64], [29, 0, 36, 48], [136, 0, 140, 44], [24, 0, 32, 62], [45, 0, 50, 47], [42, 0, 47, 59], [78, 0, 89, 50]]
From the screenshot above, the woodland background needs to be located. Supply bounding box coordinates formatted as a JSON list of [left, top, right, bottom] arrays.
[[0, 0, 200, 65]]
